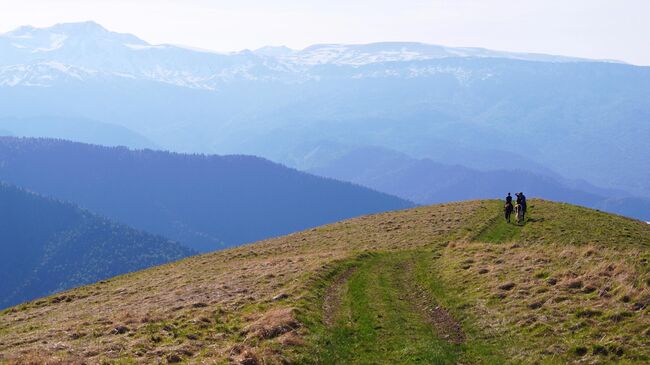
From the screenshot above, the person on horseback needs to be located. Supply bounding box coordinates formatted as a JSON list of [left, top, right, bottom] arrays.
[[516, 192, 527, 222], [504, 193, 513, 223]]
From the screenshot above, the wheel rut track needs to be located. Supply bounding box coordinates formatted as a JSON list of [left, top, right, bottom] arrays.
[[322, 266, 358, 327], [397, 259, 465, 344], [322, 253, 465, 344]]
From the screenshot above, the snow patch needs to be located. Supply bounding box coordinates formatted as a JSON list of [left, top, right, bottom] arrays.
[[125, 43, 166, 51], [32, 33, 67, 53]]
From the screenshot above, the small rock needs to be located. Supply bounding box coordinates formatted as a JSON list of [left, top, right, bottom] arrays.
[[582, 285, 597, 294], [574, 346, 588, 356], [239, 351, 259, 365], [498, 282, 515, 291], [477, 268, 489, 274], [592, 345, 608, 356], [565, 279, 583, 289], [547, 277, 558, 285], [272, 293, 290, 301], [166, 354, 182, 363], [609, 345, 624, 357], [192, 302, 208, 308], [111, 326, 129, 335], [69, 332, 85, 340]]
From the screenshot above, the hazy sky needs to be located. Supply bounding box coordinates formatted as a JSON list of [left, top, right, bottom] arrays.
[[1, 0, 649, 65]]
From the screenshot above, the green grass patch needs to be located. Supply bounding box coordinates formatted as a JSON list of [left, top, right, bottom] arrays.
[[298, 251, 506, 364], [320, 253, 462, 364], [473, 201, 524, 243]]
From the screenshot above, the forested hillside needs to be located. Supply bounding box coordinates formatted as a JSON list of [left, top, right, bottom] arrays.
[[0, 183, 193, 309], [0, 137, 412, 252]]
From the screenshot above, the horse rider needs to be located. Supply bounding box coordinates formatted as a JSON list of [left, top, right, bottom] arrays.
[[504, 192, 513, 223]]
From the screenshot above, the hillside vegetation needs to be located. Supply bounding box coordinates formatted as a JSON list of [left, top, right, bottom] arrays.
[[0, 137, 411, 252], [1, 200, 648, 364], [0, 183, 193, 309]]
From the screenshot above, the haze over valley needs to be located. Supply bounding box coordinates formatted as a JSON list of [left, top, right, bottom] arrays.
[[1, 22, 649, 220]]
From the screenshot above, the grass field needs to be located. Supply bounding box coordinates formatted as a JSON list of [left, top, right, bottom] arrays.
[[1, 199, 649, 364], [301, 251, 503, 365]]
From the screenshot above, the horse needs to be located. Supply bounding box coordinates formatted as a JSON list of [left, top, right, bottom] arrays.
[[514, 203, 524, 224], [504, 202, 513, 223]]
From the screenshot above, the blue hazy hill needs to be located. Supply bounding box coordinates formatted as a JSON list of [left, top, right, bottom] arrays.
[[309, 146, 650, 221], [0, 137, 413, 252], [0, 182, 193, 309]]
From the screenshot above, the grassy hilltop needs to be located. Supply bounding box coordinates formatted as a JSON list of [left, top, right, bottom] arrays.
[[1, 199, 649, 364]]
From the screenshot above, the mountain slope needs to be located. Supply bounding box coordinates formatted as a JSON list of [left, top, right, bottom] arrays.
[[0, 183, 193, 309], [1, 200, 648, 364], [0, 137, 412, 252], [309, 146, 650, 220]]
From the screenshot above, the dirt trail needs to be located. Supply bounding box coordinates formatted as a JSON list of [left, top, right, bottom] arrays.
[[398, 260, 465, 344], [322, 266, 357, 327], [321, 252, 465, 359]]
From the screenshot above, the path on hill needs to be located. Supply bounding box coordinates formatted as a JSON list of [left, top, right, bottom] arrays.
[[319, 252, 465, 364]]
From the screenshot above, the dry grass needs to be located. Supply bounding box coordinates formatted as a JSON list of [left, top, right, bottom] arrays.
[[434, 200, 650, 363], [1, 199, 647, 364], [0, 202, 480, 364]]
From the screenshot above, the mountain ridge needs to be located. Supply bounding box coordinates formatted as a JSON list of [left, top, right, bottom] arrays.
[[308, 146, 650, 220], [1, 21, 648, 214], [0, 22, 629, 90], [0, 136, 413, 252], [1, 199, 648, 363]]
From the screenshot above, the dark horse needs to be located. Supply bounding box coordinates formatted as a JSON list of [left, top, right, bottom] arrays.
[[504, 201, 514, 223]]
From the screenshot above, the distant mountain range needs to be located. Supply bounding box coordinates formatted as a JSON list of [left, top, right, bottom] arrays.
[[0, 137, 412, 252], [0, 182, 193, 309], [1, 22, 648, 217], [0, 22, 610, 89], [0, 116, 157, 149], [309, 146, 650, 221]]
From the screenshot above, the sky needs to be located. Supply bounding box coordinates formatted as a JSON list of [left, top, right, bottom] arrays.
[[1, 0, 649, 65]]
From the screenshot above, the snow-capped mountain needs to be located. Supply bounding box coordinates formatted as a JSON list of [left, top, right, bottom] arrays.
[[0, 22, 619, 89], [0, 62, 98, 87], [273, 42, 595, 66], [0, 21, 296, 89]]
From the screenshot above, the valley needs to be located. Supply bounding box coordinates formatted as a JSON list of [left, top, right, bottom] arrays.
[[1, 23, 649, 209], [0, 137, 411, 253]]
